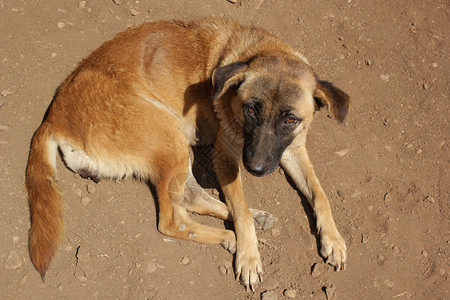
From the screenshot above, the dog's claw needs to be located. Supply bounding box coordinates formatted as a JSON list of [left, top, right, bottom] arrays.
[[235, 249, 263, 292]]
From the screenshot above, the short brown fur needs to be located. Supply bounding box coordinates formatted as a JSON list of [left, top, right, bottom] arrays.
[[26, 18, 350, 291]]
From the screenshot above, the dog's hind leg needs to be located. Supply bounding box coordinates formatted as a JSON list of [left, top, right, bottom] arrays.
[[155, 152, 237, 254], [182, 166, 277, 230]]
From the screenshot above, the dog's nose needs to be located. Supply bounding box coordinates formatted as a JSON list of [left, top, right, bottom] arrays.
[[247, 164, 266, 177]]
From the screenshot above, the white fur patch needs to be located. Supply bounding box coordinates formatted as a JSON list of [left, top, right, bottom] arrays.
[[57, 139, 142, 180], [58, 139, 96, 174]]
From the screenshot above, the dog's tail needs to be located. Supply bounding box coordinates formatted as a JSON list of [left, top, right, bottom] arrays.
[[25, 122, 62, 280]]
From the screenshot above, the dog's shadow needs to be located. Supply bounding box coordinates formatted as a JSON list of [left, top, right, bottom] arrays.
[[283, 172, 322, 256]]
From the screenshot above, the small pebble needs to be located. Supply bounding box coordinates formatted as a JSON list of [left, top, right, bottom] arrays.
[[227, 0, 237, 3], [181, 256, 190, 265], [261, 290, 278, 300], [57, 284, 64, 292], [218, 266, 227, 274], [4, 250, 22, 270], [74, 270, 87, 282], [0, 99, 5, 107], [423, 82, 429, 90], [422, 250, 428, 258], [284, 289, 297, 298], [311, 263, 324, 277], [129, 8, 140, 16], [271, 228, 280, 237], [12, 236, 19, 244], [78, 1, 86, 9], [335, 148, 350, 157], [1, 90, 12, 97], [384, 192, 393, 202], [81, 196, 91, 206], [379, 74, 390, 82], [431, 62, 438, 68], [351, 189, 361, 198], [57, 22, 66, 29], [425, 196, 435, 204], [86, 184, 96, 194], [146, 262, 157, 273], [113, 0, 122, 5], [361, 234, 369, 244], [392, 246, 400, 255], [383, 279, 393, 287]]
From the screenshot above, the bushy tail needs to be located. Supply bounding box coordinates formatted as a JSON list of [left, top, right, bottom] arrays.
[[25, 122, 62, 279]]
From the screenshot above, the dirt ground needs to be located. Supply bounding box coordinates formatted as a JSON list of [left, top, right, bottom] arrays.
[[1, 0, 449, 299]]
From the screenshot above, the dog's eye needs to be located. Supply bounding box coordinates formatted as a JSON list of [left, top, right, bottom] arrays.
[[284, 116, 299, 125], [245, 105, 256, 117]]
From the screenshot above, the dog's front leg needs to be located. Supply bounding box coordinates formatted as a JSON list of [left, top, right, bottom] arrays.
[[281, 143, 347, 270], [213, 137, 262, 292]]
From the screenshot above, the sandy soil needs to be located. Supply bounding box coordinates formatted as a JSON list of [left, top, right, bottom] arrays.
[[1, 0, 449, 299]]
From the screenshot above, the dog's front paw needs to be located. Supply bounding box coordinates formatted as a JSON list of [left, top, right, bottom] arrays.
[[235, 248, 263, 292], [319, 227, 347, 271], [249, 208, 277, 230]]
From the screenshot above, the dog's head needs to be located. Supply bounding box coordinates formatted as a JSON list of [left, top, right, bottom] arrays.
[[212, 54, 350, 177]]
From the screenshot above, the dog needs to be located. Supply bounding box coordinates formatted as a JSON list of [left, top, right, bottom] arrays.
[[25, 17, 350, 291]]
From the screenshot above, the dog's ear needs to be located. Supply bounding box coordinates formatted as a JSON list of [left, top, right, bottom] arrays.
[[313, 80, 350, 123], [212, 62, 248, 101]]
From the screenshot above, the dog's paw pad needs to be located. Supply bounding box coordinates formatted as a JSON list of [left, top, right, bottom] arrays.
[[250, 208, 277, 230]]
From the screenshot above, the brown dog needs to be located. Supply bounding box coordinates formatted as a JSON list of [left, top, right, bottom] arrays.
[[26, 18, 350, 291]]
